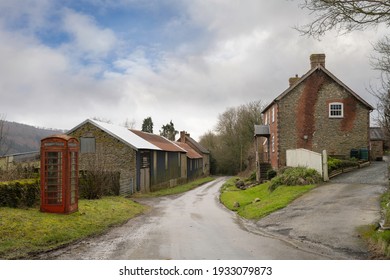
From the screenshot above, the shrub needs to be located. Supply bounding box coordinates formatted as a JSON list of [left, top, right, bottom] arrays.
[[327, 157, 358, 173], [269, 167, 321, 192], [79, 170, 120, 199], [267, 169, 277, 180], [248, 171, 257, 182], [0, 179, 40, 208]]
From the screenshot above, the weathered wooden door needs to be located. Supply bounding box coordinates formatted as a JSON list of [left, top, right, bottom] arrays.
[[140, 151, 151, 192], [140, 168, 150, 192]]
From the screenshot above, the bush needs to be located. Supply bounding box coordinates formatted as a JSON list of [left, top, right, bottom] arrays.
[[269, 167, 322, 192], [0, 179, 40, 208], [79, 171, 120, 199], [327, 157, 358, 173], [267, 169, 277, 180]]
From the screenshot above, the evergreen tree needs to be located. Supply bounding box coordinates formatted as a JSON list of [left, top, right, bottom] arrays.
[[142, 117, 154, 133]]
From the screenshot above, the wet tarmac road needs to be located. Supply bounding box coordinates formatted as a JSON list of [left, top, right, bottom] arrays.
[[252, 161, 388, 259], [38, 177, 326, 260]]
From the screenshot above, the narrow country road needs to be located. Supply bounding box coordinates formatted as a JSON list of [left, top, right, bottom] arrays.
[[38, 161, 387, 260], [38, 177, 326, 260]]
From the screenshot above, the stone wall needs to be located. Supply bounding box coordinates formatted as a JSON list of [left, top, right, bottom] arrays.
[[370, 140, 384, 161], [68, 122, 138, 195], [278, 70, 370, 167]]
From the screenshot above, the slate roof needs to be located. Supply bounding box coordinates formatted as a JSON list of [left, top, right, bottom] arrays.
[[370, 127, 385, 141], [262, 64, 374, 113], [67, 119, 161, 151]]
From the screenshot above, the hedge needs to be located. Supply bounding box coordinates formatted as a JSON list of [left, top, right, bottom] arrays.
[[0, 179, 40, 208]]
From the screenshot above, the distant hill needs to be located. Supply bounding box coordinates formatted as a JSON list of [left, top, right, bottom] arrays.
[[1, 121, 64, 156]]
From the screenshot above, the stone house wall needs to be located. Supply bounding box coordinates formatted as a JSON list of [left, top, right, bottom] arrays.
[[68, 122, 138, 195], [370, 140, 384, 161], [277, 70, 370, 167]]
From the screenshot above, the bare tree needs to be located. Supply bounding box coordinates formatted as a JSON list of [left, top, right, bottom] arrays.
[[200, 100, 263, 175], [297, 0, 390, 38], [122, 118, 136, 129], [297, 0, 390, 134]]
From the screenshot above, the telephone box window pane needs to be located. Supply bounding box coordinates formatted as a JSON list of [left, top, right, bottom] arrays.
[[70, 152, 78, 204], [44, 151, 62, 205]]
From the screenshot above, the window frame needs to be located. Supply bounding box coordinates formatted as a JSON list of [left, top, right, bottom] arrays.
[[80, 137, 96, 153], [329, 102, 344, 118]]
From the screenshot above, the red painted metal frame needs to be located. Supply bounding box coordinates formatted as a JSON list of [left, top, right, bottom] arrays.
[[40, 135, 79, 214]]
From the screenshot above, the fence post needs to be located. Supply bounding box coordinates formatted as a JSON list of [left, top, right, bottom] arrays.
[[322, 150, 329, 181]]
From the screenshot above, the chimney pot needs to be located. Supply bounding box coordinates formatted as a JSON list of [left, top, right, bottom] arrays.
[[310, 53, 325, 69]]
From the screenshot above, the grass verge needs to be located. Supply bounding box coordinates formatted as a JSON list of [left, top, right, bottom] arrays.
[[358, 189, 390, 259], [131, 176, 215, 198], [220, 177, 316, 220], [0, 197, 147, 259]]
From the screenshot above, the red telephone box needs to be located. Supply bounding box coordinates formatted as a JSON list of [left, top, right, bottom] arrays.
[[40, 135, 79, 214]]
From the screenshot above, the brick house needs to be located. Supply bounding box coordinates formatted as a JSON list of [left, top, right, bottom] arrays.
[[259, 54, 374, 170]]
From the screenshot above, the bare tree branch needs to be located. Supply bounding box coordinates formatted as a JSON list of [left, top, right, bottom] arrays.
[[297, 0, 390, 38]]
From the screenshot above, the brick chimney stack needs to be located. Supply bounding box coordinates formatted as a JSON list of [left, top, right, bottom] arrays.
[[310, 53, 325, 69], [180, 131, 189, 143], [289, 74, 300, 87]]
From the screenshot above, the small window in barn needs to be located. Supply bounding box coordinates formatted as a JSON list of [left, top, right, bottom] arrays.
[[329, 102, 344, 118], [264, 113, 268, 125], [80, 137, 96, 153], [272, 107, 275, 123], [271, 134, 275, 153]]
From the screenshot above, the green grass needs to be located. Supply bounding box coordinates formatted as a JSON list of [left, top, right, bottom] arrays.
[[358, 189, 390, 259], [220, 177, 316, 219], [0, 197, 147, 259], [132, 177, 215, 198]]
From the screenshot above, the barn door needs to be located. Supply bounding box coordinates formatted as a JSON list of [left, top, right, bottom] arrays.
[[140, 151, 151, 192]]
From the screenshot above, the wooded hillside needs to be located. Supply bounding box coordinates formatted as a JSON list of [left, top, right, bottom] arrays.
[[1, 121, 63, 155]]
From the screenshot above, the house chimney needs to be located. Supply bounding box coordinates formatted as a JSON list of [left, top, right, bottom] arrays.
[[180, 131, 186, 142], [310, 53, 325, 69], [289, 74, 300, 87]]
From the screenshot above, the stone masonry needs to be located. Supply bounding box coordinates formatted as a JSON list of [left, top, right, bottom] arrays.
[[68, 122, 137, 195], [263, 54, 372, 169]]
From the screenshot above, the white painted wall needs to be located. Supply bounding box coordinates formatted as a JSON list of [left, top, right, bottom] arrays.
[[286, 148, 324, 177]]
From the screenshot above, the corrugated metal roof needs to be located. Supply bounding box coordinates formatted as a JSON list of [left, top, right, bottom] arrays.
[[370, 127, 385, 141], [67, 119, 161, 151], [130, 130, 186, 152], [176, 142, 203, 159]]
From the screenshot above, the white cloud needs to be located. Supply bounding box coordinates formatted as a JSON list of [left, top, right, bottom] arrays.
[[62, 9, 117, 59], [0, 0, 386, 140]]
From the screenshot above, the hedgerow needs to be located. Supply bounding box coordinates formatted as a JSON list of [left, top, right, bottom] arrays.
[[0, 179, 40, 208]]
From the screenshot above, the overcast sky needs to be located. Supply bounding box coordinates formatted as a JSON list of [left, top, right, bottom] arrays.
[[0, 0, 386, 140]]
